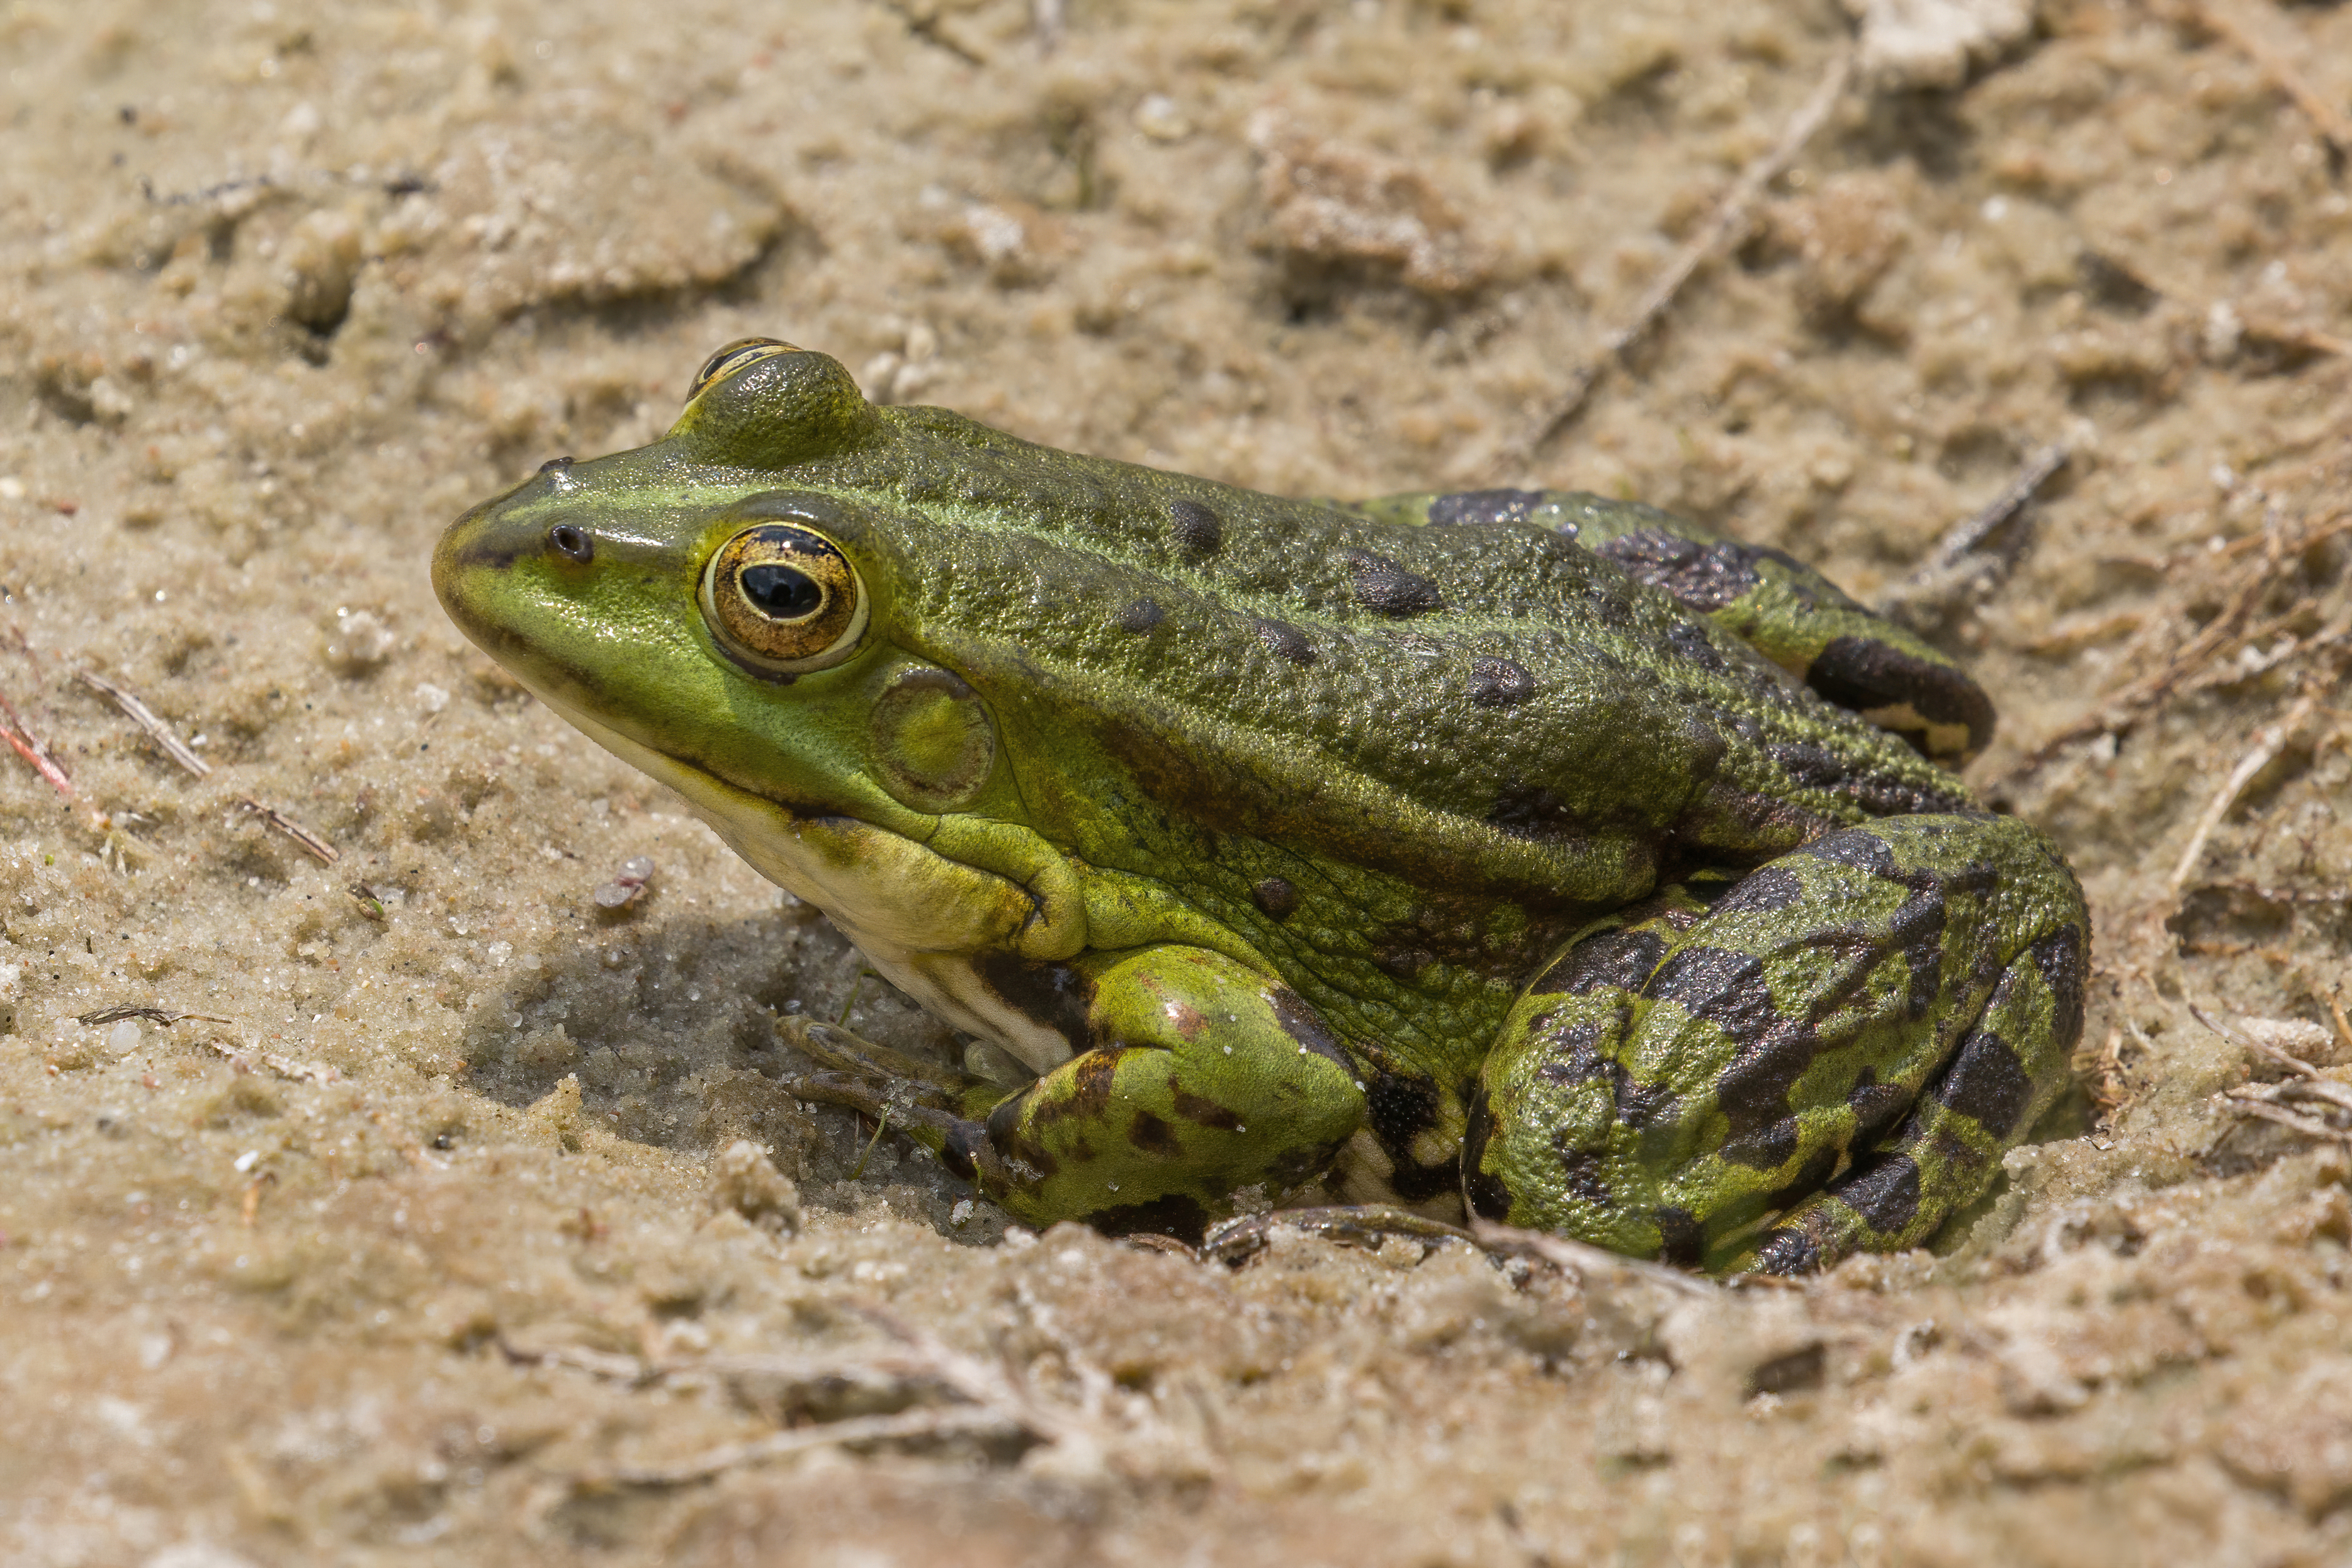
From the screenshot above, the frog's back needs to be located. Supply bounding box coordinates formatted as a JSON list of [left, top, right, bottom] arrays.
[[800, 406, 1974, 915]]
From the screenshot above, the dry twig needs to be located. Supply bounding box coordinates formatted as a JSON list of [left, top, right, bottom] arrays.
[[2197, 1005, 2352, 1144], [2168, 692, 2318, 891], [1497, 47, 1853, 471], [236, 799, 339, 864], [76, 1004, 235, 1027], [0, 681, 74, 798], [1884, 444, 2071, 615], [1998, 510, 2352, 781], [76, 671, 210, 778]]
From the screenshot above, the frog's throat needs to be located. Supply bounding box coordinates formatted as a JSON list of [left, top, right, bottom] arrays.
[[540, 695, 1088, 1074]]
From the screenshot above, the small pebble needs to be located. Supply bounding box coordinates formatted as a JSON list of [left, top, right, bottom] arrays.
[[592, 856, 657, 908]]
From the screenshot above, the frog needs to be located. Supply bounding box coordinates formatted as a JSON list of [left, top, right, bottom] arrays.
[[433, 337, 2088, 1275]]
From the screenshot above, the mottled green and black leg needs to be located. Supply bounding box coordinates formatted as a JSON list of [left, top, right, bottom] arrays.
[[1353, 487, 1994, 765], [788, 945, 1365, 1241], [1464, 813, 2086, 1275]]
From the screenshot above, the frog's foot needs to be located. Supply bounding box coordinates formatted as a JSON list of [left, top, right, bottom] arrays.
[[777, 1015, 998, 1116], [1466, 813, 2088, 1275], [1201, 1204, 1476, 1266], [781, 1068, 1014, 1190]]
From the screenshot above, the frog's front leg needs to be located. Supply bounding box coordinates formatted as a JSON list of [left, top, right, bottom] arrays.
[[1466, 813, 2087, 1275], [789, 945, 1366, 1241]]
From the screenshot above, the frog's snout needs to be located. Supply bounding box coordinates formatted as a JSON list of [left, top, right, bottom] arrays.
[[432, 489, 572, 650]]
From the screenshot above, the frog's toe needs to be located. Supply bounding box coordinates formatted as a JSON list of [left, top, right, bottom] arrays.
[[777, 1015, 993, 1112]]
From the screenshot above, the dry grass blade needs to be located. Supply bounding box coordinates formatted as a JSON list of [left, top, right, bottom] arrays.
[[1498, 46, 1852, 470], [1887, 444, 2069, 598], [2222, 1094, 2352, 1144], [76, 671, 210, 779], [236, 798, 339, 864], [76, 1004, 235, 1027], [2191, 1003, 2324, 1077], [2195, 1006, 2352, 1121], [1999, 510, 2352, 779], [0, 681, 76, 798], [1468, 1217, 1716, 1296], [2168, 693, 2317, 891], [589, 1406, 1026, 1490]]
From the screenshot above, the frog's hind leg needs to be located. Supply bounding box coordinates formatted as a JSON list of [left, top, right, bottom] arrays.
[[1743, 891, 2087, 1273], [1464, 813, 2088, 1275]]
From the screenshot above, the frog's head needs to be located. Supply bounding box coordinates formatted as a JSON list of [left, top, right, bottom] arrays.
[[431, 340, 1030, 926]]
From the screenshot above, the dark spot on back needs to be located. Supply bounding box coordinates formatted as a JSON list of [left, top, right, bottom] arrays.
[[1251, 618, 1318, 666], [1718, 1116, 1801, 1172], [1846, 1066, 1914, 1151], [1662, 621, 1730, 674], [1118, 597, 1165, 634], [1795, 828, 1900, 878], [1467, 657, 1536, 708], [1428, 488, 1542, 526], [1592, 530, 1767, 612], [1705, 864, 1804, 917], [1168, 499, 1224, 558], [1252, 877, 1299, 920], [1342, 550, 1444, 616]]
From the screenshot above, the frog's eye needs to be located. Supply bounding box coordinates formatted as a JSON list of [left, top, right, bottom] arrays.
[[699, 523, 869, 675], [686, 338, 802, 403]]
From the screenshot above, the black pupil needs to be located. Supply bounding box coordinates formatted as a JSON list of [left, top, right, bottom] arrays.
[[741, 563, 823, 618]]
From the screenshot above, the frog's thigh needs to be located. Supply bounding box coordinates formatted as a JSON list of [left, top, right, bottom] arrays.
[[1465, 814, 2086, 1274], [971, 946, 1365, 1242]]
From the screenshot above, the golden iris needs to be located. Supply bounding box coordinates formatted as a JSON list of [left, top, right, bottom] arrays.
[[699, 523, 868, 675]]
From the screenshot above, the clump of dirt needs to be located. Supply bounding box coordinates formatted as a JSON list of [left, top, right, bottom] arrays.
[[3, 1, 2351, 1564]]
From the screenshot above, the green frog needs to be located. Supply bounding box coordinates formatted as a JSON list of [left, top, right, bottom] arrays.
[[433, 339, 2087, 1274]]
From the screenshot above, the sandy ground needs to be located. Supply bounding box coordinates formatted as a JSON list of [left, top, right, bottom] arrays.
[[4, 0, 2352, 1562]]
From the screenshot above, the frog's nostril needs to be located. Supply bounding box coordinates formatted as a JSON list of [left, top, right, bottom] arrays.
[[548, 523, 594, 562]]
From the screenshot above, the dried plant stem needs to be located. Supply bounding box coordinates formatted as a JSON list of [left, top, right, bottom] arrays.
[[1897, 446, 2071, 589], [2224, 1096, 2352, 1143], [1498, 47, 1853, 471], [236, 799, 340, 865], [2000, 512, 2352, 779], [2168, 693, 2317, 892], [0, 682, 74, 798], [77, 670, 210, 778]]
